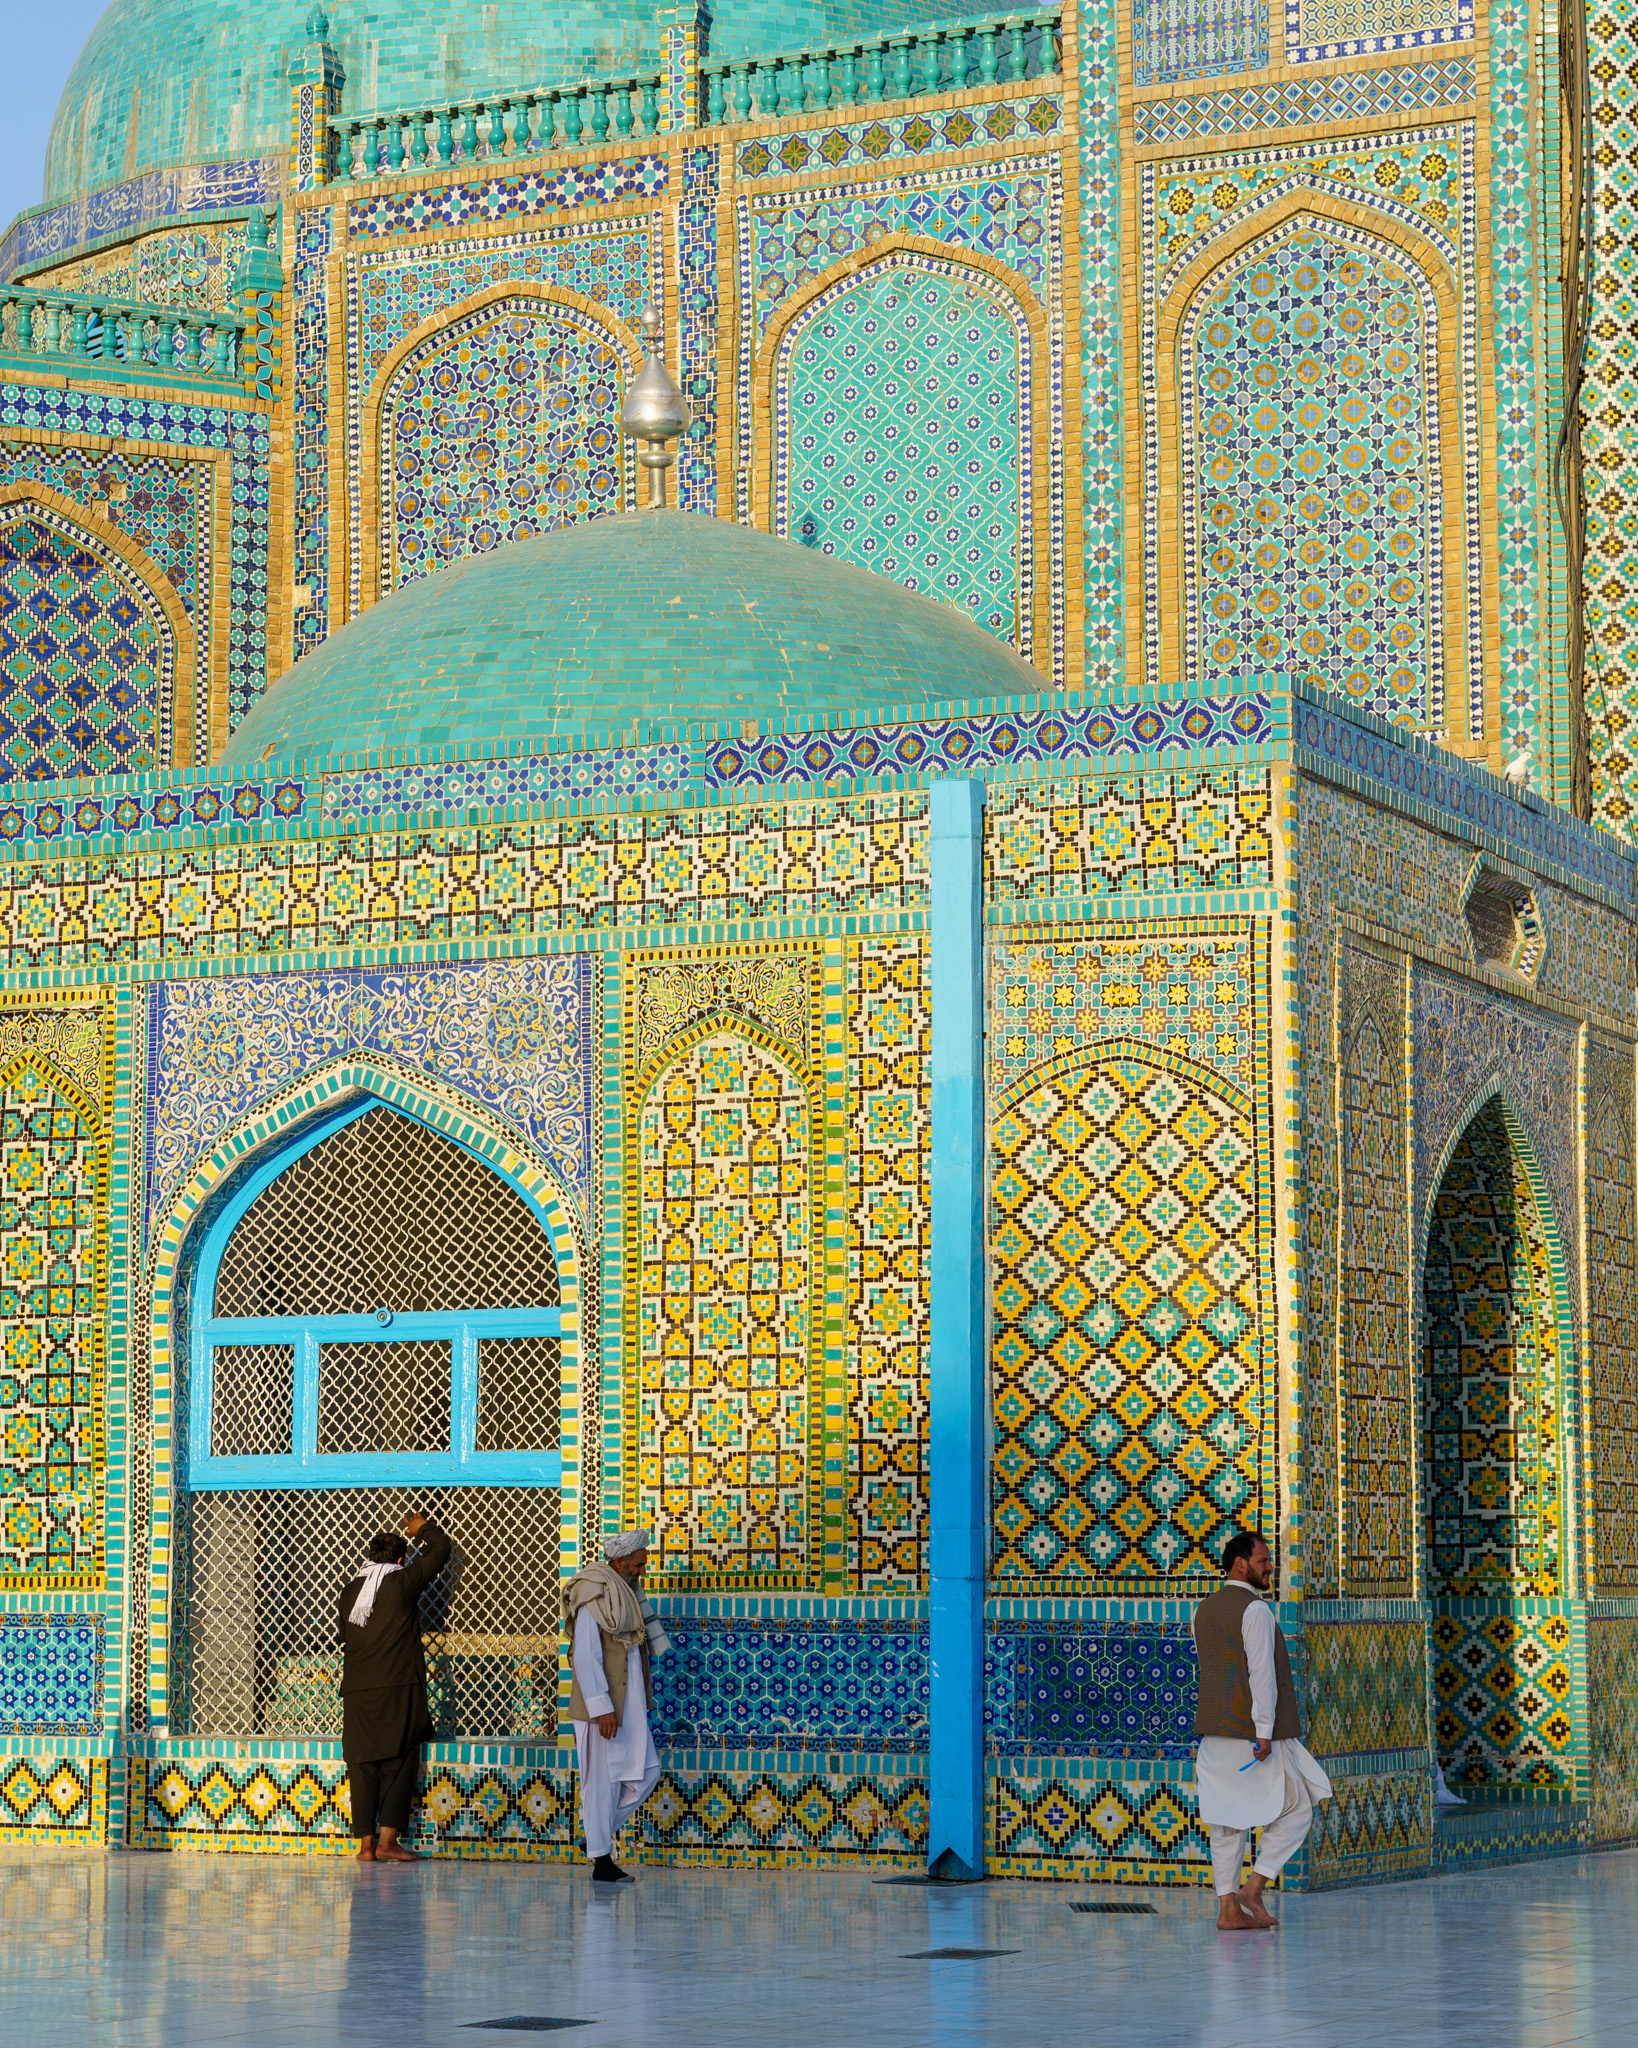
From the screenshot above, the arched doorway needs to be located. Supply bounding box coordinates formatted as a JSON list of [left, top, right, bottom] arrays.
[[173, 1099, 567, 1743], [1422, 1096, 1572, 1792]]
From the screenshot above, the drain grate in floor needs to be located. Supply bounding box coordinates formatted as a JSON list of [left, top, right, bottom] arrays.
[[462, 2022, 596, 2033], [875, 1875, 990, 1887], [901, 1947, 1019, 1959], [1070, 1902, 1157, 1915]]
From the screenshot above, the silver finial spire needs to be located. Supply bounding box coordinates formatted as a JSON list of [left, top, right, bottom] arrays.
[[620, 303, 692, 511]]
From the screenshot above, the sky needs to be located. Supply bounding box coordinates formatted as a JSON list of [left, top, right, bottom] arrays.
[[0, 3, 109, 233]]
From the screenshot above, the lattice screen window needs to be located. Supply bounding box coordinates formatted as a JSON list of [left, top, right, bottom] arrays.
[[179, 1103, 568, 1739], [178, 1487, 561, 1739]]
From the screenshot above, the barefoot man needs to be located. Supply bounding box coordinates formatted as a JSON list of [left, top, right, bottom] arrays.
[[1192, 1530, 1332, 1929], [565, 1528, 671, 1883]]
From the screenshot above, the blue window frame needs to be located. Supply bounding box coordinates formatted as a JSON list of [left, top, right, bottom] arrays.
[[187, 1100, 563, 1494]]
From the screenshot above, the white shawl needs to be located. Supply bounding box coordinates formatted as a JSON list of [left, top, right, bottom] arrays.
[[347, 1559, 404, 1629]]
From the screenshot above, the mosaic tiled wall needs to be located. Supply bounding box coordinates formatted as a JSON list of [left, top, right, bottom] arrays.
[[0, 1752, 108, 1843], [1587, 1034, 1638, 1592], [1589, 1612, 1638, 1842], [27, 220, 250, 314], [624, 944, 830, 1591], [0, 1613, 104, 1733], [650, 1617, 929, 1750], [0, 993, 114, 1589], [1431, 1607, 1576, 1791], [987, 918, 1274, 1595]]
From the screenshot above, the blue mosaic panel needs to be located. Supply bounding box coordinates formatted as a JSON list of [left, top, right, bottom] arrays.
[[0, 775, 307, 850], [346, 155, 668, 240], [0, 1614, 103, 1736], [291, 205, 333, 667], [649, 1619, 930, 1751], [734, 96, 1063, 179], [987, 1624, 1199, 1759], [1131, 59, 1477, 143], [677, 147, 720, 515], [1182, 225, 1440, 729], [381, 300, 630, 593], [775, 259, 1030, 653], [1133, 0, 1269, 86], [0, 510, 174, 779], [1288, 0, 1474, 59]]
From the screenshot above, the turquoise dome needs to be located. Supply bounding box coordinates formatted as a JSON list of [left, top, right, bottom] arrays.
[[218, 511, 1049, 770], [45, 1, 935, 203]]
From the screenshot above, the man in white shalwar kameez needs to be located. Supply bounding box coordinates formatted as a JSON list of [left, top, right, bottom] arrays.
[[1192, 1530, 1332, 1930], [564, 1528, 670, 1883]]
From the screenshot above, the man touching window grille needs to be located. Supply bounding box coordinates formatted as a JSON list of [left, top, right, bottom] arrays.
[[338, 1508, 452, 1862]]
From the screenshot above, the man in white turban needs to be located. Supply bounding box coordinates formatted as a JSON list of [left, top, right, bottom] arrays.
[[564, 1528, 671, 1882]]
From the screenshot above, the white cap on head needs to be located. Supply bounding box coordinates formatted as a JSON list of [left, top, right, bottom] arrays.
[[603, 1527, 652, 1561]]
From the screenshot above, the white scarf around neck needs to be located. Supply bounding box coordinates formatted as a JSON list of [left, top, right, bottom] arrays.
[[348, 1559, 404, 1628]]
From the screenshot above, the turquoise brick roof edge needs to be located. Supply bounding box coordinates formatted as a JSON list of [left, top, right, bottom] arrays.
[[218, 510, 1050, 769], [44, 1, 935, 204]]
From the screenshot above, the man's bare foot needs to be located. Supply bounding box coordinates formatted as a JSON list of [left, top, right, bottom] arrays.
[[375, 1830, 420, 1862], [1236, 1882, 1279, 1927], [356, 1836, 376, 1862], [1215, 1893, 1257, 1930]]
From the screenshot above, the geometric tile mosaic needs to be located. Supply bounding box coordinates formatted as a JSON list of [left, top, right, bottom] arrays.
[[734, 97, 1063, 181], [1302, 1621, 1427, 1757], [1589, 1614, 1638, 1843], [1286, 0, 1474, 63], [985, 766, 1272, 907], [1431, 1608, 1575, 1790], [27, 220, 250, 316], [989, 976, 1271, 1587], [643, 1760, 928, 1864], [379, 299, 632, 593], [0, 1613, 103, 1734], [0, 792, 932, 973], [0, 1032, 107, 1583], [845, 937, 930, 1592], [648, 1619, 929, 1750], [1587, 1038, 1638, 1591], [986, 1623, 1199, 1759], [1131, 60, 1477, 143], [1133, 0, 1269, 87], [1181, 222, 1441, 729], [346, 153, 668, 240], [1304, 1767, 1431, 1888], [0, 1751, 104, 1839], [773, 255, 1033, 657], [988, 1767, 1210, 1877], [0, 510, 176, 780]]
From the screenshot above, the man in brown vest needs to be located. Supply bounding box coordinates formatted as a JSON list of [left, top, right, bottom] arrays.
[[1192, 1529, 1332, 1929], [564, 1527, 671, 1882]]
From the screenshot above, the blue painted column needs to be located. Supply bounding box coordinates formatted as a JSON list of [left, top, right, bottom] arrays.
[[927, 777, 986, 1879]]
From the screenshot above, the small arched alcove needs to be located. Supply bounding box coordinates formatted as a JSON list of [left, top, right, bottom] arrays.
[[171, 1094, 570, 1745], [1422, 1095, 1573, 1794]]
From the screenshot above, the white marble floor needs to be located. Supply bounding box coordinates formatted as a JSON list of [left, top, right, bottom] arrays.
[[3, 1845, 1637, 2047]]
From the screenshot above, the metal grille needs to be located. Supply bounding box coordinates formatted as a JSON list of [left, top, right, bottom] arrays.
[[475, 1336, 562, 1452], [317, 1339, 450, 1455], [178, 1487, 561, 1739], [211, 1345, 295, 1457], [214, 1107, 561, 1317]]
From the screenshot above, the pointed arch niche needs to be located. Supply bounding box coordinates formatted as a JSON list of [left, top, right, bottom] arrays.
[[358, 285, 643, 611], [751, 238, 1055, 675], [147, 1065, 582, 1740], [1152, 199, 1469, 739], [1421, 1091, 1575, 1793]]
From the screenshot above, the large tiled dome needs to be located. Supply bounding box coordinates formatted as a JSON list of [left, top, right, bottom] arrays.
[[217, 510, 1050, 770], [45, 0, 936, 202]]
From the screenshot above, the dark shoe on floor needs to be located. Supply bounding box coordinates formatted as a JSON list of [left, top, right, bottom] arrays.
[[591, 1855, 629, 1883]]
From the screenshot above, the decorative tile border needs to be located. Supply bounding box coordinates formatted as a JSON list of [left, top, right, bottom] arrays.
[[320, 748, 689, 827], [651, 1617, 929, 1751], [344, 153, 668, 241], [733, 96, 1062, 180], [1286, 0, 1475, 63], [0, 777, 307, 850], [0, 159, 279, 282], [1131, 59, 1477, 145], [0, 1751, 108, 1842]]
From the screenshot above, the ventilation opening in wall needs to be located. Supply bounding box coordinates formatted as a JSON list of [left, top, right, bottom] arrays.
[[1463, 869, 1545, 979]]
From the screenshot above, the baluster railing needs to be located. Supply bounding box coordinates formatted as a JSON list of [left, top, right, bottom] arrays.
[[700, 10, 1062, 128], [0, 288, 243, 384]]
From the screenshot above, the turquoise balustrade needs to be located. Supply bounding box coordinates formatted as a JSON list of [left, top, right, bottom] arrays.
[[702, 8, 1063, 125], [0, 288, 245, 383], [330, 67, 667, 183]]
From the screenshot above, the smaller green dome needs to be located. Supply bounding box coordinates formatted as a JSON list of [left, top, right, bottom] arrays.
[[221, 512, 1049, 770]]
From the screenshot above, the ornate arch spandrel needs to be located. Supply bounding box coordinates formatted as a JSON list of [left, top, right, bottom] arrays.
[[1153, 196, 1467, 736], [748, 232, 1054, 669], [355, 284, 646, 614], [0, 483, 196, 772]]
